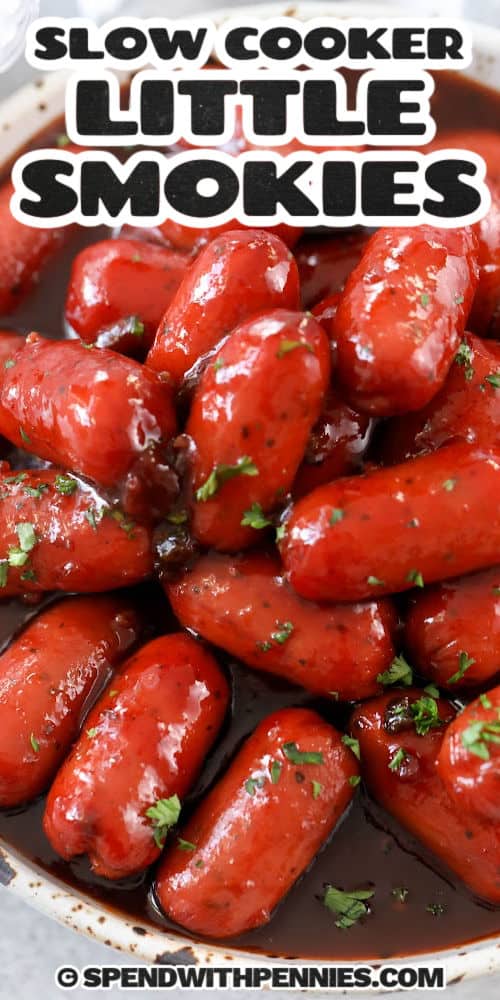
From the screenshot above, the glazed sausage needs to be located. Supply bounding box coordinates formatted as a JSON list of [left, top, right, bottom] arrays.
[[331, 226, 479, 416], [0, 466, 153, 595], [187, 310, 330, 551], [351, 690, 500, 904], [295, 232, 368, 309], [280, 442, 500, 602], [379, 333, 500, 465], [437, 685, 500, 822], [44, 633, 229, 879], [469, 179, 500, 339], [292, 388, 374, 499], [0, 334, 177, 518], [158, 219, 303, 255], [0, 596, 140, 806], [146, 230, 300, 385], [65, 238, 189, 353], [0, 180, 70, 314], [167, 551, 396, 700], [155, 707, 359, 937], [0, 330, 24, 366], [405, 567, 500, 690]]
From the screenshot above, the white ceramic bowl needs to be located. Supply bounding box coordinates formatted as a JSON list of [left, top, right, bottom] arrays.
[[0, 1, 499, 986]]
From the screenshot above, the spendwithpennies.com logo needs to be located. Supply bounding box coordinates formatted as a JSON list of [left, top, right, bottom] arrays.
[[0, 1, 39, 73]]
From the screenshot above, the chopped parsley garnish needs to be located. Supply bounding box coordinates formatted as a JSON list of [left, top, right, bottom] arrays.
[[241, 502, 272, 530], [341, 735, 360, 760], [276, 339, 314, 359], [420, 293, 430, 307], [427, 903, 446, 917], [349, 775, 361, 787], [130, 316, 145, 336], [270, 760, 282, 784], [54, 474, 77, 495], [145, 795, 181, 849], [245, 776, 265, 796], [275, 523, 286, 543], [388, 747, 409, 772], [20, 568, 37, 582], [282, 742, 323, 766], [460, 718, 500, 760], [196, 457, 258, 502], [323, 886, 374, 929], [0, 562, 8, 588], [442, 478, 457, 492], [213, 357, 225, 373], [455, 342, 474, 381], [377, 655, 413, 688], [86, 727, 98, 739], [56, 133, 70, 147], [410, 695, 441, 736], [19, 427, 31, 445], [479, 693, 492, 709], [392, 887, 409, 903], [177, 838, 197, 852], [329, 508, 344, 526], [8, 522, 38, 568], [367, 575, 385, 587], [4, 358, 15, 369], [4, 473, 27, 484], [166, 510, 188, 525], [448, 651, 475, 685], [406, 569, 424, 588], [485, 373, 500, 389], [85, 508, 98, 531], [257, 620, 294, 651], [24, 484, 49, 499], [311, 780, 322, 799], [30, 733, 40, 753], [424, 683, 440, 698]]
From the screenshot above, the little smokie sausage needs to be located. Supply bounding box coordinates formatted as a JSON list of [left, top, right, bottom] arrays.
[[0, 334, 177, 518], [44, 634, 229, 879], [158, 219, 303, 255], [404, 567, 500, 690], [331, 226, 479, 416], [280, 442, 500, 602], [292, 388, 375, 499], [0, 596, 140, 806], [187, 310, 330, 552], [437, 685, 500, 822], [0, 467, 153, 595], [65, 238, 189, 352], [295, 232, 369, 309], [351, 690, 500, 904], [166, 551, 396, 700], [146, 230, 300, 385], [379, 334, 500, 465], [155, 707, 359, 937], [469, 179, 500, 339]]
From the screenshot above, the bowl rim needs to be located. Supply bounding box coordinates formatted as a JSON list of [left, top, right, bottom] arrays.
[[1, 0, 500, 986]]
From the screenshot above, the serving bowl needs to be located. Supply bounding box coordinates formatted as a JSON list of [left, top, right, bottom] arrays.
[[0, 1, 499, 987]]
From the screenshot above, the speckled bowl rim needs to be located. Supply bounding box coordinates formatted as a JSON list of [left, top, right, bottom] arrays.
[[0, 1, 499, 986]]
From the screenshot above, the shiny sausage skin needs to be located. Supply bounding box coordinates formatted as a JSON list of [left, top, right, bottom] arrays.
[[405, 567, 500, 690], [167, 551, 396, 700], [158, 219, 303, 255], [295, 232, 368, 309], [155, 707, 358, 937], [469, 180, 500, 339], [146, 230, 300, 385], [0, 330, 24, 366], [0, 181, 70, 314], [351, 690, 500, 904], [0, 596, 140, 806], [65, 238, 189, 352], [0, 334, 177, 518], [0, 466, 153, 595], [280, 443, 500, 602], [379, 333, 500, 465], [188, 310, 330, 552], [293, 388, 375, 499], [437, 685, 500, 822], [331, 226, 479, 416], [44, 634, 229, 879]]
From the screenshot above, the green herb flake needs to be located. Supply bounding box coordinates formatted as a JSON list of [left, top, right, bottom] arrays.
[[485, 373, 500, 389], [271, 621, 294, 645], [455, 342, 474, 381], [20, 568, 37, 582], [195, 859, 204, 868], [213, 357, 225, 373], [367, 575, 385, 587], [130, 316, 145, 337], [455, 294, 465, 306], [420, 293, 430, 307], [4, 473, 27, 484], [275, 523, 286, 543], [311, 780, 322, 799], [166, 510, 189, 525], [86, 727, 99, 739], [276, 339, 314, 359], [461, 718, 500, 760], [377, 654, 413, 688], [54, 474, 77, 495], [30, 733, 40, 753], [23, 484, 49, 499], [56, 133, 70, 148], [7, 548, 28, 568], [4, 358, 15, 369], [442, 478, 457, 492], [270, 760, 282, 784], [479, 693, 492, 709], [245, 776, 265, 796], [424, 683, 440, 698], [341, 735, 360, 760], [241, 502, 272, 530], [448, 651, 475, 685], [16, 523, 37, 553], [177, 838, 197, 852], [392, 887, 409, 903], [388, 747, 409, 772], [329, 508, 344, 526], [282, 742, 324, 766], [19, 427, 31, 445], [131, 252, 142, 263], [85, 508, 98, 531], [0, 562, 8, 588], [196, 457, 258, 502], [427, 903, 446, 917], [349, 774, 361, 788], [406, 569, 424, 588], [323, 886, 374, 929], [145, 795, 181, 849], [410, 695, 442, 736]]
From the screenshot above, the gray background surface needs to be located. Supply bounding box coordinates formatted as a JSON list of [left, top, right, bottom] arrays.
[[0, 1, 499, 997]]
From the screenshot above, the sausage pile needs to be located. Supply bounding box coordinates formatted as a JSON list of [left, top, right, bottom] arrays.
[[0, 123, 499, 942]]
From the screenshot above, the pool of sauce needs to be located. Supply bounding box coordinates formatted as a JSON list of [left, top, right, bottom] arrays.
[[0, 69, 499, 961]]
